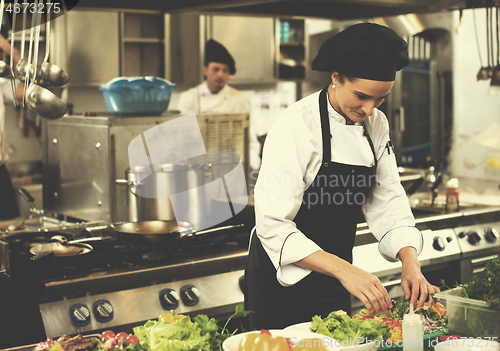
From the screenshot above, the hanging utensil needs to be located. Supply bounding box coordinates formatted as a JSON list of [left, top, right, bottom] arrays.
[[476, 9, 490, 80], [0, 0, 11, 77], [40, 0, 69, 87], [8, 0, 18, 105], [485, 8, 494, 79], [14, 0, 30, 85], [25, 6, 68, 120], [490, 8, 500, 87]]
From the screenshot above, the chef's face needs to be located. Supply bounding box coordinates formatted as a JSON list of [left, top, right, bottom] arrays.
[[329, 72, 394, 125], [204, 62, 230, 94]]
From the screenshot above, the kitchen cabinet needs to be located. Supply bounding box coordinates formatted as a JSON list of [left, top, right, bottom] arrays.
[[207, 15, 276, 84], [120, 12, 166, 77], [53, 10, 120, 86]]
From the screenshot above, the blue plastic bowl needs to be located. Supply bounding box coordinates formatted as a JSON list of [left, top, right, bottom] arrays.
[[99, 76, 176, 115]]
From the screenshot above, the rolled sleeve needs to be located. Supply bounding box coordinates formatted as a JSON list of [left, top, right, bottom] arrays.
[[277, 232, 322, 286]]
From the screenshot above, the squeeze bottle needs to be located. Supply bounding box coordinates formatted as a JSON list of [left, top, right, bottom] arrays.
[[402, 304, 424, 351]]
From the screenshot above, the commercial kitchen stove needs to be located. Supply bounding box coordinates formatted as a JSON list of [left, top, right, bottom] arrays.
[[1, 216, 250, 346]]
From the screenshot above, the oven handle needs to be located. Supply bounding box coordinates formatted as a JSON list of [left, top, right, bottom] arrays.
[[382, 279, 401, 288], [471, 255, 498, 266]]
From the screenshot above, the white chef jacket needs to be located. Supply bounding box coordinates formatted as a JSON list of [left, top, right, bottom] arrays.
[[0, 78, 16, 164], [254, 90, 423, 287], [177, 82, 250, 115]]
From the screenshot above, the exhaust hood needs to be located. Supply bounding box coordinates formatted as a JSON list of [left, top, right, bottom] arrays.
[[73, 0, 493, 19]]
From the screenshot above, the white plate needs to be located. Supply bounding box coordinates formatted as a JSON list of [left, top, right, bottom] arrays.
[[222, 329, 339, 351], [284, 322, 379, 350], [435, 340, 500, 351], [284, 321, 313, 332]]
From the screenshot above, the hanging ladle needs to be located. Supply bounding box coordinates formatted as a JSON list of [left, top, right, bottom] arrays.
[[476, 8, 494, 80], [14, 0, 32, 83], [0, 0, 11, 77], [39, 0, 69, 87], [8, 0, 19, 105], [490, 8, 500, 87], [25, 8, 68, 120]]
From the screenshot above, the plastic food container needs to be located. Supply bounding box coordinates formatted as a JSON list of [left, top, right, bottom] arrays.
[[434, 288, 500, 337], [99, 76, 176, 115]]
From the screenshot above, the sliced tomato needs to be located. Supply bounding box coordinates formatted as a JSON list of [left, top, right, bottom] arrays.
[[125, 335, 140, 345], [260, 329, 272, 335], [101, 331, 116, 341], [362, 315, 375, 320]]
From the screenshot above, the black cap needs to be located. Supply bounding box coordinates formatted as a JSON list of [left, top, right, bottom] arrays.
[[204, 39, 236, 75], [311, 23, 409, 81]]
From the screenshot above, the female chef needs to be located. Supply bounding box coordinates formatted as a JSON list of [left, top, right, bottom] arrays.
[[244, 22, 439, 330]]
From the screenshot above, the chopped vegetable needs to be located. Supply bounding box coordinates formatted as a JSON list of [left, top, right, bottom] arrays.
[[310, 310, 391, 345]]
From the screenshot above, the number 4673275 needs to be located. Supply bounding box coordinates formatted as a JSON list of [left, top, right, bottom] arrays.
[[5, 2, 61, 14]]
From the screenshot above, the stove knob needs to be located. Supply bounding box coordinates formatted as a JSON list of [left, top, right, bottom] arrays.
[[432, 236, 446, 251], [484, 228, 499, 243], [458, 231, 466, 238], [467, 231, 481, 246], [180, 285, 200, 306], [93, 299, 114, 323], [69, 304, 91, 327], [159, 288, 180, 310]]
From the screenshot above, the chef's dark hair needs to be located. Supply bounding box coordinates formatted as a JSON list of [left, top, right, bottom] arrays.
[[311, 22, 409, 81], [204, 39, 236, 75]]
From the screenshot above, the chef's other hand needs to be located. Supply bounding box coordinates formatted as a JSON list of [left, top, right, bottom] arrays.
[[337, 263, 393, 315], [398, 246, 440, 309], [295, 251, 392, 315]]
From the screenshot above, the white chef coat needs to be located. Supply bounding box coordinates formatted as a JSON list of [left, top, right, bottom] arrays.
[[177, 82, 250, 115], [0, 78, 16, 164], [254, 90, 423, 287]]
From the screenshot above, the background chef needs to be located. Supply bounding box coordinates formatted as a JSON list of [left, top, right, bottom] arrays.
[[177, 39, 250, 115], [244, 23, 439, 330]]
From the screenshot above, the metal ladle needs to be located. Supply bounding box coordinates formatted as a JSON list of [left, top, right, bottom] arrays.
[[8, 0, 19, 104], [25, 8, 68, 119], [476, 8, 492, 80], [14, 0, 31, 84], [40, 0, 69, 87], [0, 0, 11, 77]]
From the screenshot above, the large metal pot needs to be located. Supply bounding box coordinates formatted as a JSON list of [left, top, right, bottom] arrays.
[[116, 163, 210, 228]]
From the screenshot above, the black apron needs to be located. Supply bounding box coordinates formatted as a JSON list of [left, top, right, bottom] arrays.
[[244, 86, 378, 330]]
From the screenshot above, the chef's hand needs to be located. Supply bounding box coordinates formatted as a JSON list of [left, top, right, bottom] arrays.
[[398, 246, 440, 309], [336, 263, 393, 315], [295, 250, 392, 315]]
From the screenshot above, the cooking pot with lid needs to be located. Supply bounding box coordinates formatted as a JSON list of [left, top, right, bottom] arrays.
[[116, 163, 210, 229]]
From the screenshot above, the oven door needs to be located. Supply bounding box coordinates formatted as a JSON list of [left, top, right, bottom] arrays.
[[0, 239, 10, 281]]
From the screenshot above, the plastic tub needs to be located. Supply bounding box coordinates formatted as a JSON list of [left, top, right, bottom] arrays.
[[434, 288, 500, 337], [99, 76, 176, 115]]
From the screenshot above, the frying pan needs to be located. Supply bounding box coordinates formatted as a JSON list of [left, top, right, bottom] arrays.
[[30, 235, 93, 260], [112, 220, 243, 249]]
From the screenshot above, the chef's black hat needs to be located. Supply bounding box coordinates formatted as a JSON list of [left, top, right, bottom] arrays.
[[204, 39, 236, 75], [311, 22, 409, 81]]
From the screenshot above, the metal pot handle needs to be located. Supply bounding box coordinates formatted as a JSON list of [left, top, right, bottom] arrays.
[[116, 179, 139, 197]]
